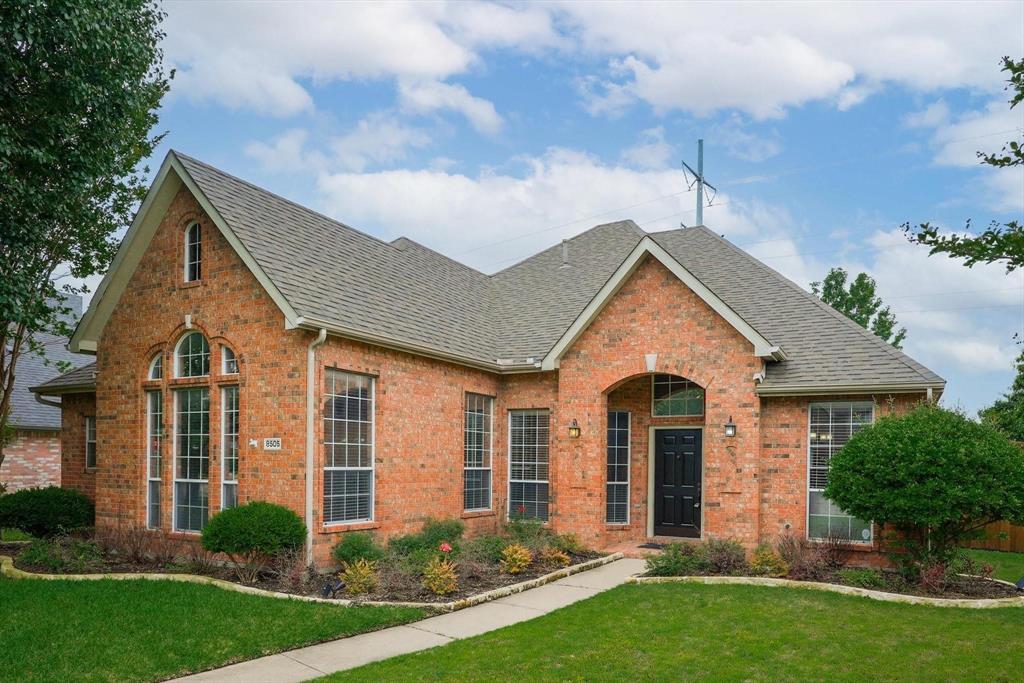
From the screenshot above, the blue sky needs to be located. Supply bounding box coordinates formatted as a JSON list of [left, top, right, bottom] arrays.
[[116, 1, 1023, 415]]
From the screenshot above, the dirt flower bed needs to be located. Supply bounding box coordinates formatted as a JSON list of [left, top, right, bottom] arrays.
[[10, 517, 604, 604], [644, 537, 1021, 600]]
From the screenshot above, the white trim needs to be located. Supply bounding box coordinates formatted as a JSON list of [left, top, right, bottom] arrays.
[[805, 400, 874, 545], [322, 370, 376, 526], [183, 221, 201, 282], [220, 385, 239, 510], [84, 416, 97, 469], [174, 331, 209, 379], [606, 410, 630, 525], [758, 382, 943, 397], [172, 387, 210, 534], [70, 152, 301, 353], [541, 237, 780, 371], [463, 393, 494, 513], [221, 346, 238, 375], [646, 425, 704, 539], [145, 390, 162, 529], [148, 354, 163, 380], [507, 409, 551, 522]]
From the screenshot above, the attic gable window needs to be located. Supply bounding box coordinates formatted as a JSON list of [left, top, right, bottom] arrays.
[[175, 332, 210, 378], [184, 222, 202, 282]]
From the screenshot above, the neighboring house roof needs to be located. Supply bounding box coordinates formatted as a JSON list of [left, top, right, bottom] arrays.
[[10, 333, 91, 429], [66, 150, 945, 394], [30, 361, 97, 397]]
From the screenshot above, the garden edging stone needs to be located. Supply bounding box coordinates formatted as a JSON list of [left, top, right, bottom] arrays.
[[0, 553, 622, 612], [629, 575, 1024, 608]]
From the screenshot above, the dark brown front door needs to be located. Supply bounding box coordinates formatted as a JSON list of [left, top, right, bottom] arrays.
[[653, 429, 701, 537]]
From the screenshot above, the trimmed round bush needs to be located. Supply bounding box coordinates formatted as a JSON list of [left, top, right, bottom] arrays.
[[825, 403, 1024, 564], [201, 501, 305, 559], [0, 486, 94, 538], [333, 531, 385, 566]]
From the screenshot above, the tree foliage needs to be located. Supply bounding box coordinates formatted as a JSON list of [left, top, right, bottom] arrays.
[[979, 350, 1024, 441], [0, 0, 170, 464], [824, 404, 1024, 565], [903, 57, 1024, 272], [811, 267, 907, 348]]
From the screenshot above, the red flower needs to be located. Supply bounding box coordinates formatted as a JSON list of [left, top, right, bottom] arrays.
[[439, 542, 453, 553], [516, 505, 526, 515]]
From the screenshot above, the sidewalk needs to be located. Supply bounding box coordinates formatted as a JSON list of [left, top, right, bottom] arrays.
[[175, 558, 645, 683]]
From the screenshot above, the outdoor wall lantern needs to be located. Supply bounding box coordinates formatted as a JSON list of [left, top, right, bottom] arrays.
[[724, 417, 737, 438], [568, 419, 582, 439]]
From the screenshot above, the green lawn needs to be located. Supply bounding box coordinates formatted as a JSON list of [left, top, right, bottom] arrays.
[[326, 583, 1024, 682], [0, 576, 423, 682], [966, 549, 1024, 583]]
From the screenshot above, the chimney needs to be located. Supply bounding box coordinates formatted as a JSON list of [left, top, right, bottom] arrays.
[[560, 239, 570, 269]]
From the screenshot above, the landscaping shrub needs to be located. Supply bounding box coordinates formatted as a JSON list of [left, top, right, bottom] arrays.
[[19, 536, 103, 573], [504, 517, 552, 550], [422, 556, 458, 595], [837, 568, 889, 590], [201, 501, 306, 583], [389, 518, 464, 557], [499, 543, 533, 574], [333, 531, 385, 566], [825, 403, 1024, 567], [750, 544, 789, 578], [919, 561, 949, 594], [341, 558, 379, 595], [538, 547, 571, 568], [776, 535, 832, 581], [462, 534, 509, 563], [550, 533, 587, 555], [703, 539, 748, 575], [644, 543, 709, 577], [0, 486, 94, 538]]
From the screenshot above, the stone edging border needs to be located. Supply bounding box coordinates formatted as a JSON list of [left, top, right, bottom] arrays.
[[628, 575, 1024, 608], [0, 552, 622, 612]]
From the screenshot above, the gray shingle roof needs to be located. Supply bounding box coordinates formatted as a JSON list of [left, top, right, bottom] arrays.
[[12, 335, 92, 429], [30, 361, 97, 396], [163, 152, 943, 391]]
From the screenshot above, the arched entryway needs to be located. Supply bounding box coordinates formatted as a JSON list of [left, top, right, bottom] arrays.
[[604, 373, 706, 540]]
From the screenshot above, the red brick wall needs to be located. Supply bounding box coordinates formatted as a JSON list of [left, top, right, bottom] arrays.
[[556, 255, 764, 548], [0, 430, 60, 490], [59, 393, 97, 500]]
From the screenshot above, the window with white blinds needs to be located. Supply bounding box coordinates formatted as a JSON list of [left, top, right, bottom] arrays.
[[464, 394, 493, 511], [808, 401, 873, 542], [606, 411, 630, 524], [324, 369, 374, 524], [509, 409, 550, 521]]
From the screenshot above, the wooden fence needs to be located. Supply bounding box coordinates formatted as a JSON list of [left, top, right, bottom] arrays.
[[964, 521, 1024, 553]]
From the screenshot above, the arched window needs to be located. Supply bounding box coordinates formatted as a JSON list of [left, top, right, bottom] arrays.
[[221, 346, 238, 374], [175, 332, 210, 378], [184, 222, 202, 282], [148, 354, 163, 380], [651, 374, 704, 417]]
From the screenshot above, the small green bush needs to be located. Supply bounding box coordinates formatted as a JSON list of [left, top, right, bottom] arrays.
[[644, 543, 709, 577], [201, 501, 306, 582], [0, 486, 94, 538], [750, 544, 789, 577], [837, 568, 889, 590], [550, 533, 587, 555], [703, 538, 749, 575], [341, 558, 379, 595], [332, 532, 385, 566], [499, 543, 533, 574], [19, 537, 103, 573], [422, 556, 458, 595], [504, 517, 551, 549], [462, 535, 509, 563], [389, 518, 464, 557]]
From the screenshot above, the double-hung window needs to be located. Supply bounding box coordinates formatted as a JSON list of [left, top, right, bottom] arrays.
[[221, 386, 239, 509], [464, 394, 493, 511], [606, 411, 630, 524], [146, 391, 163, 528], [509, 409, 550, 521], [174, 387, 209, 532], [808, 401, 874, 542], [85, 417, 97, 469], [323, 369, 374, 524]]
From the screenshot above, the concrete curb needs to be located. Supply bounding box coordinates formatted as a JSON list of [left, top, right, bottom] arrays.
[[628, 575, 1024, 608], [0, 552, 621, 612]]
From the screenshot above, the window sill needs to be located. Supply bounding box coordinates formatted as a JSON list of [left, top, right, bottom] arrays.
[[605, 523, 632, 531], [321, 521, 380, 534], [84, 467, 97, 474], [179, 280, 202, 290], [461, 509, 495, 520], [167, 376, 211, 387], [807, 538, 875, 552]]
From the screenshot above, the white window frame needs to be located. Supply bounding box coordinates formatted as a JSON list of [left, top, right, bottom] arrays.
[[146, 390, 162, 529], [173, 387, 209, 533], [184, 221, 201, 282], [85, 416, 97, 469], [806, 400, 875, 544], [463, 393, 494, 512], [507, 409, 551, 522], [174, 332, 209, 378], [323, 370, 375, 526], [606, 410, 630, 525], [221, 385, 239, 510], [148, 354, 163, 380], [651, 374, 704, 418], [221, 346, 238, 375]]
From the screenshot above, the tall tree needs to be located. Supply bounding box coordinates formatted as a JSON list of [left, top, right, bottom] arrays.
[[0, 0, 170, 467], [903, 57, 1024, 272], [811, 268, 907, 349], [980, 350, 1024, 441]]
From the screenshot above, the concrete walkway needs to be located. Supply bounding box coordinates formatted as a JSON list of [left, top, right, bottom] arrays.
[[175, 558, 645, 683]]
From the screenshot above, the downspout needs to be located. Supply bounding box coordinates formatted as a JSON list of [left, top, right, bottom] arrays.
[[305, 328, 327, 566]]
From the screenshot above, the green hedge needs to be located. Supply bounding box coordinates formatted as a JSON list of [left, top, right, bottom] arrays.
[[0, 486, 94, 538]]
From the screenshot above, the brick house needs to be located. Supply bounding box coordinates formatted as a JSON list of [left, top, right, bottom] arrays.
[[33, 151, 944, 566]]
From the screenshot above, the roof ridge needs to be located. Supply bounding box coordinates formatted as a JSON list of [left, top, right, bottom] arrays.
[[389, 236, 489, 277], [489, 220, 645, 278], [692, 226, 940, 383], [172, 150, 397, 251]]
